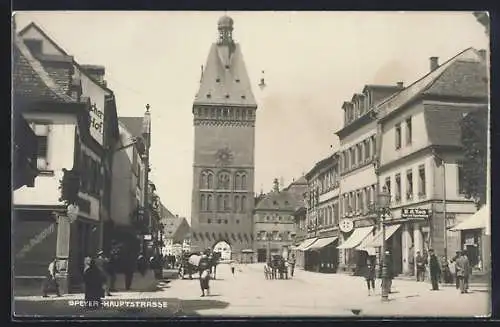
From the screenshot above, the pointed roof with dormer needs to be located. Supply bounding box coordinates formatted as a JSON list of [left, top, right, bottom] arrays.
[[193, 16, 257, 108]]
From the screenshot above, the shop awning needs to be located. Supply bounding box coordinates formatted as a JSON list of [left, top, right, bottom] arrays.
[[337, 226, 374, 249], [450, 206, 489, 232], [295, 238, 318, 251], [307, 237, 338, 251], [358, 224, 401, 250]]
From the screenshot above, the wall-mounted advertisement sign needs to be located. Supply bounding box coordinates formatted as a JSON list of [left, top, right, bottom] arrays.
[[80, 72, 106, 146], [401, 208, 430, 219]]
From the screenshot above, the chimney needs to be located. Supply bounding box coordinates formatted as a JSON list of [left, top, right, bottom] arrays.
[[430, 57, 439, 72], [397, 81, 404, 88], [81, 64, 107, 87], [478, 49, 487, 60]]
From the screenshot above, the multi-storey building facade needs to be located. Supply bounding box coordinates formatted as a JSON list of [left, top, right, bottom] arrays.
[[335, 84, 403, 275], [190, 16, 257, 260], [300, 154, 341, 273], [373, 48, 488, 275], [14, 23, 120, 293], [254, 178, 307, 263]]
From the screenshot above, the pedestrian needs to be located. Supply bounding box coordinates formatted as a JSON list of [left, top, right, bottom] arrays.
[[199, 254, 211, 297], [230, 260, 235, 276], [365, 257, 376, 296], [456, 250, 470, 294], [428, 249, 441, 291], [288, 254, 296, 278], [415, 251, 426, 282], [95, 250, 112, 296], [83, 257, 105, 309], [451, 251, 461, 289], [385, 250, 394, 293], [108, 246, 119, 292], [137, 252, 148, 276], [42, 257, 61, 297]]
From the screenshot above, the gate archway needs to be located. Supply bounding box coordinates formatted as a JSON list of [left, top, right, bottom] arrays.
[[213, 240, 232, 261]]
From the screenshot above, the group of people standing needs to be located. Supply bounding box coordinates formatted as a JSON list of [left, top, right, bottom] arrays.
[[419, 249, 472, 293], [363, 248, 472, 296]]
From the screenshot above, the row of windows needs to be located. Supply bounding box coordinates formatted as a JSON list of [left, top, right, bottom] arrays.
[[344, 93, 372, 125], [200, 194, 248, 212], [191, 232, 253, 242], [256, 231, 292, 241], [309, 165, 340, 196], [200, 170, 247, 190], [395, 116, 413, 149], [206, 218, 240, 224], [340, 135, 376, 173], [384, 165, 426, 204], [260, 214, 293, 222], [342, 184, 377, 216], [74, 135, 102, 197], [194, 107, 254, 121]]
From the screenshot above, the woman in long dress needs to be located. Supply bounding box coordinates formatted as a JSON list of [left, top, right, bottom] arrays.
[[83, 258, 105, 309]]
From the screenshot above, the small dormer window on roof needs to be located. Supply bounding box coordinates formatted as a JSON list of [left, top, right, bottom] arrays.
[[235, 78, 240, 83], [241, 95, 246, 99], [225, 65, 230, 69], [206, 93, 211, 98], [216, 78, 221, 83], [273, 201, 278, 205], [225, 94, 230, 98]]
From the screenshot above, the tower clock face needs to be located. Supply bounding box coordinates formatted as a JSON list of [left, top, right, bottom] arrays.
[[215, 147, 234, 166]]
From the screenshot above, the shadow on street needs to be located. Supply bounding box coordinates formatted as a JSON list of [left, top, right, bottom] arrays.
[[13, 297, 230, 318]]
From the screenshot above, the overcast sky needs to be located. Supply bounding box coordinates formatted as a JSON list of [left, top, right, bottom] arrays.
[[15, 11, 488, 221]]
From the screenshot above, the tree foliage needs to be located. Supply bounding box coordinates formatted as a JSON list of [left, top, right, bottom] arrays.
[[460, 108, 488, 207]]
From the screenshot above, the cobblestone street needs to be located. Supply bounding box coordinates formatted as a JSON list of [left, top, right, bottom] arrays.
[[14, 263, 490, 318]]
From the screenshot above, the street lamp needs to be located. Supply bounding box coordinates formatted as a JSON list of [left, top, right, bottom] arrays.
[[377, 185, 391, 302]]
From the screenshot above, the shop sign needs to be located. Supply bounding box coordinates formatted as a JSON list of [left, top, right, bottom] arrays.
[[339, 219, 354, 233], [143, 234, 152, 241], [402, 208, 430, 219], [464, 235, 475, 245]]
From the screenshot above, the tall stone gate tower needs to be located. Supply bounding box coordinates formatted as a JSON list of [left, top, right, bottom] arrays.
[[190, 16, 257, 259]]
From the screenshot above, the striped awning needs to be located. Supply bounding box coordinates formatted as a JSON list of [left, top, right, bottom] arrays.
[[357, 224, 401, 250], [295, 238, 318, 251], [450, 206, 489, 232], [307, 237, 338, 251], [337, 226, 374, 249]]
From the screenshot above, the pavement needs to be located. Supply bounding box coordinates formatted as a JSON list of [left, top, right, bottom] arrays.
[[13, 263, 490, 318]]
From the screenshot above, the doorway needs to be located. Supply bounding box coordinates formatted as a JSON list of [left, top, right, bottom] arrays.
[[213, 241, 231, 260]]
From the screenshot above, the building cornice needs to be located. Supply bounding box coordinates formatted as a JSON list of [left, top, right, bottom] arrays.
[[378, 145, 461, 174], [194, 119, 255, 127], [335, 110, 376, 140]]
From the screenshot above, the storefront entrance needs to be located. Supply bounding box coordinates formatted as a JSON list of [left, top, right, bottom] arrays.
[[257, 249, 267, 262]]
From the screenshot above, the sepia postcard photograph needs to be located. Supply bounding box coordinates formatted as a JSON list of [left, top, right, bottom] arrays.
[[11, 11, 490, 318]]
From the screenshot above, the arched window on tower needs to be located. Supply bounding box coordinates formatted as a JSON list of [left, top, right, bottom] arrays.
[[211, 108, 216, 118], [236, 109, 240, 120], [207, 173, 214, 189], [223, 195, 229, 211], [218, 171, 230, 190], [207, 195, 212, 211], [234, 174, 241, 190], [234, 195, 239, 212], [218, 195, 223, 211], [242, 110, 247, 120], [204, 108, 209, 117], [241, 174, 247, 190], [241, 196, 246, 212], [328, 206, 333, 225], [200, 172, 207, 189], [200, 194, 206, 211]]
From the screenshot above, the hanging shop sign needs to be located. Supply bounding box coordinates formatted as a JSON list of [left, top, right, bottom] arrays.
[[401, 208, 430, 219], [339, 219, 354, 233]]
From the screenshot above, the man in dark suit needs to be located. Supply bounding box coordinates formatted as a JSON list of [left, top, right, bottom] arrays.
[[428, 249, 441, 290]]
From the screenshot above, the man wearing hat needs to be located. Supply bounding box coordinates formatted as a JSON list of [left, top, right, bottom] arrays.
[[95, 250, 112, 296], [428, 249, 441, 291]]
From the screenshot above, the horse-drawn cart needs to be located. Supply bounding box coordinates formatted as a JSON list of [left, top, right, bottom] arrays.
[[264, 254, 289, 280]]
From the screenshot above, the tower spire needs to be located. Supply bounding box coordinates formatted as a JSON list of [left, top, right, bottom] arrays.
[[217, 14, 234, 45]]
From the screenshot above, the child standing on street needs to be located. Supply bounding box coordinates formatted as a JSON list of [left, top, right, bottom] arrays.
[[365, 257, 376, 296], [230, 261, 235, 276]]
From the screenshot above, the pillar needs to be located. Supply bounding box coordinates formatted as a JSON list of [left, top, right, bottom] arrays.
[[413, 224, 424, 276], [402, 223, 411, 275], [55, 214, 72, 294]]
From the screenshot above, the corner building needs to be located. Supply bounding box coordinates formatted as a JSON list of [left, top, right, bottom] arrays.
[[190, 16, 257, 260]]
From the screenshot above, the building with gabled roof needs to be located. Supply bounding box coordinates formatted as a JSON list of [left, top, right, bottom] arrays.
[[253, 177, 307, 262], [14, 22, 122, 294], [335, 47, 488, 277]]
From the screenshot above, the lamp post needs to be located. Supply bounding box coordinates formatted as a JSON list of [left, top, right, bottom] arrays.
[[377, 185, 391, 302], [432, 150, 447, 261]]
